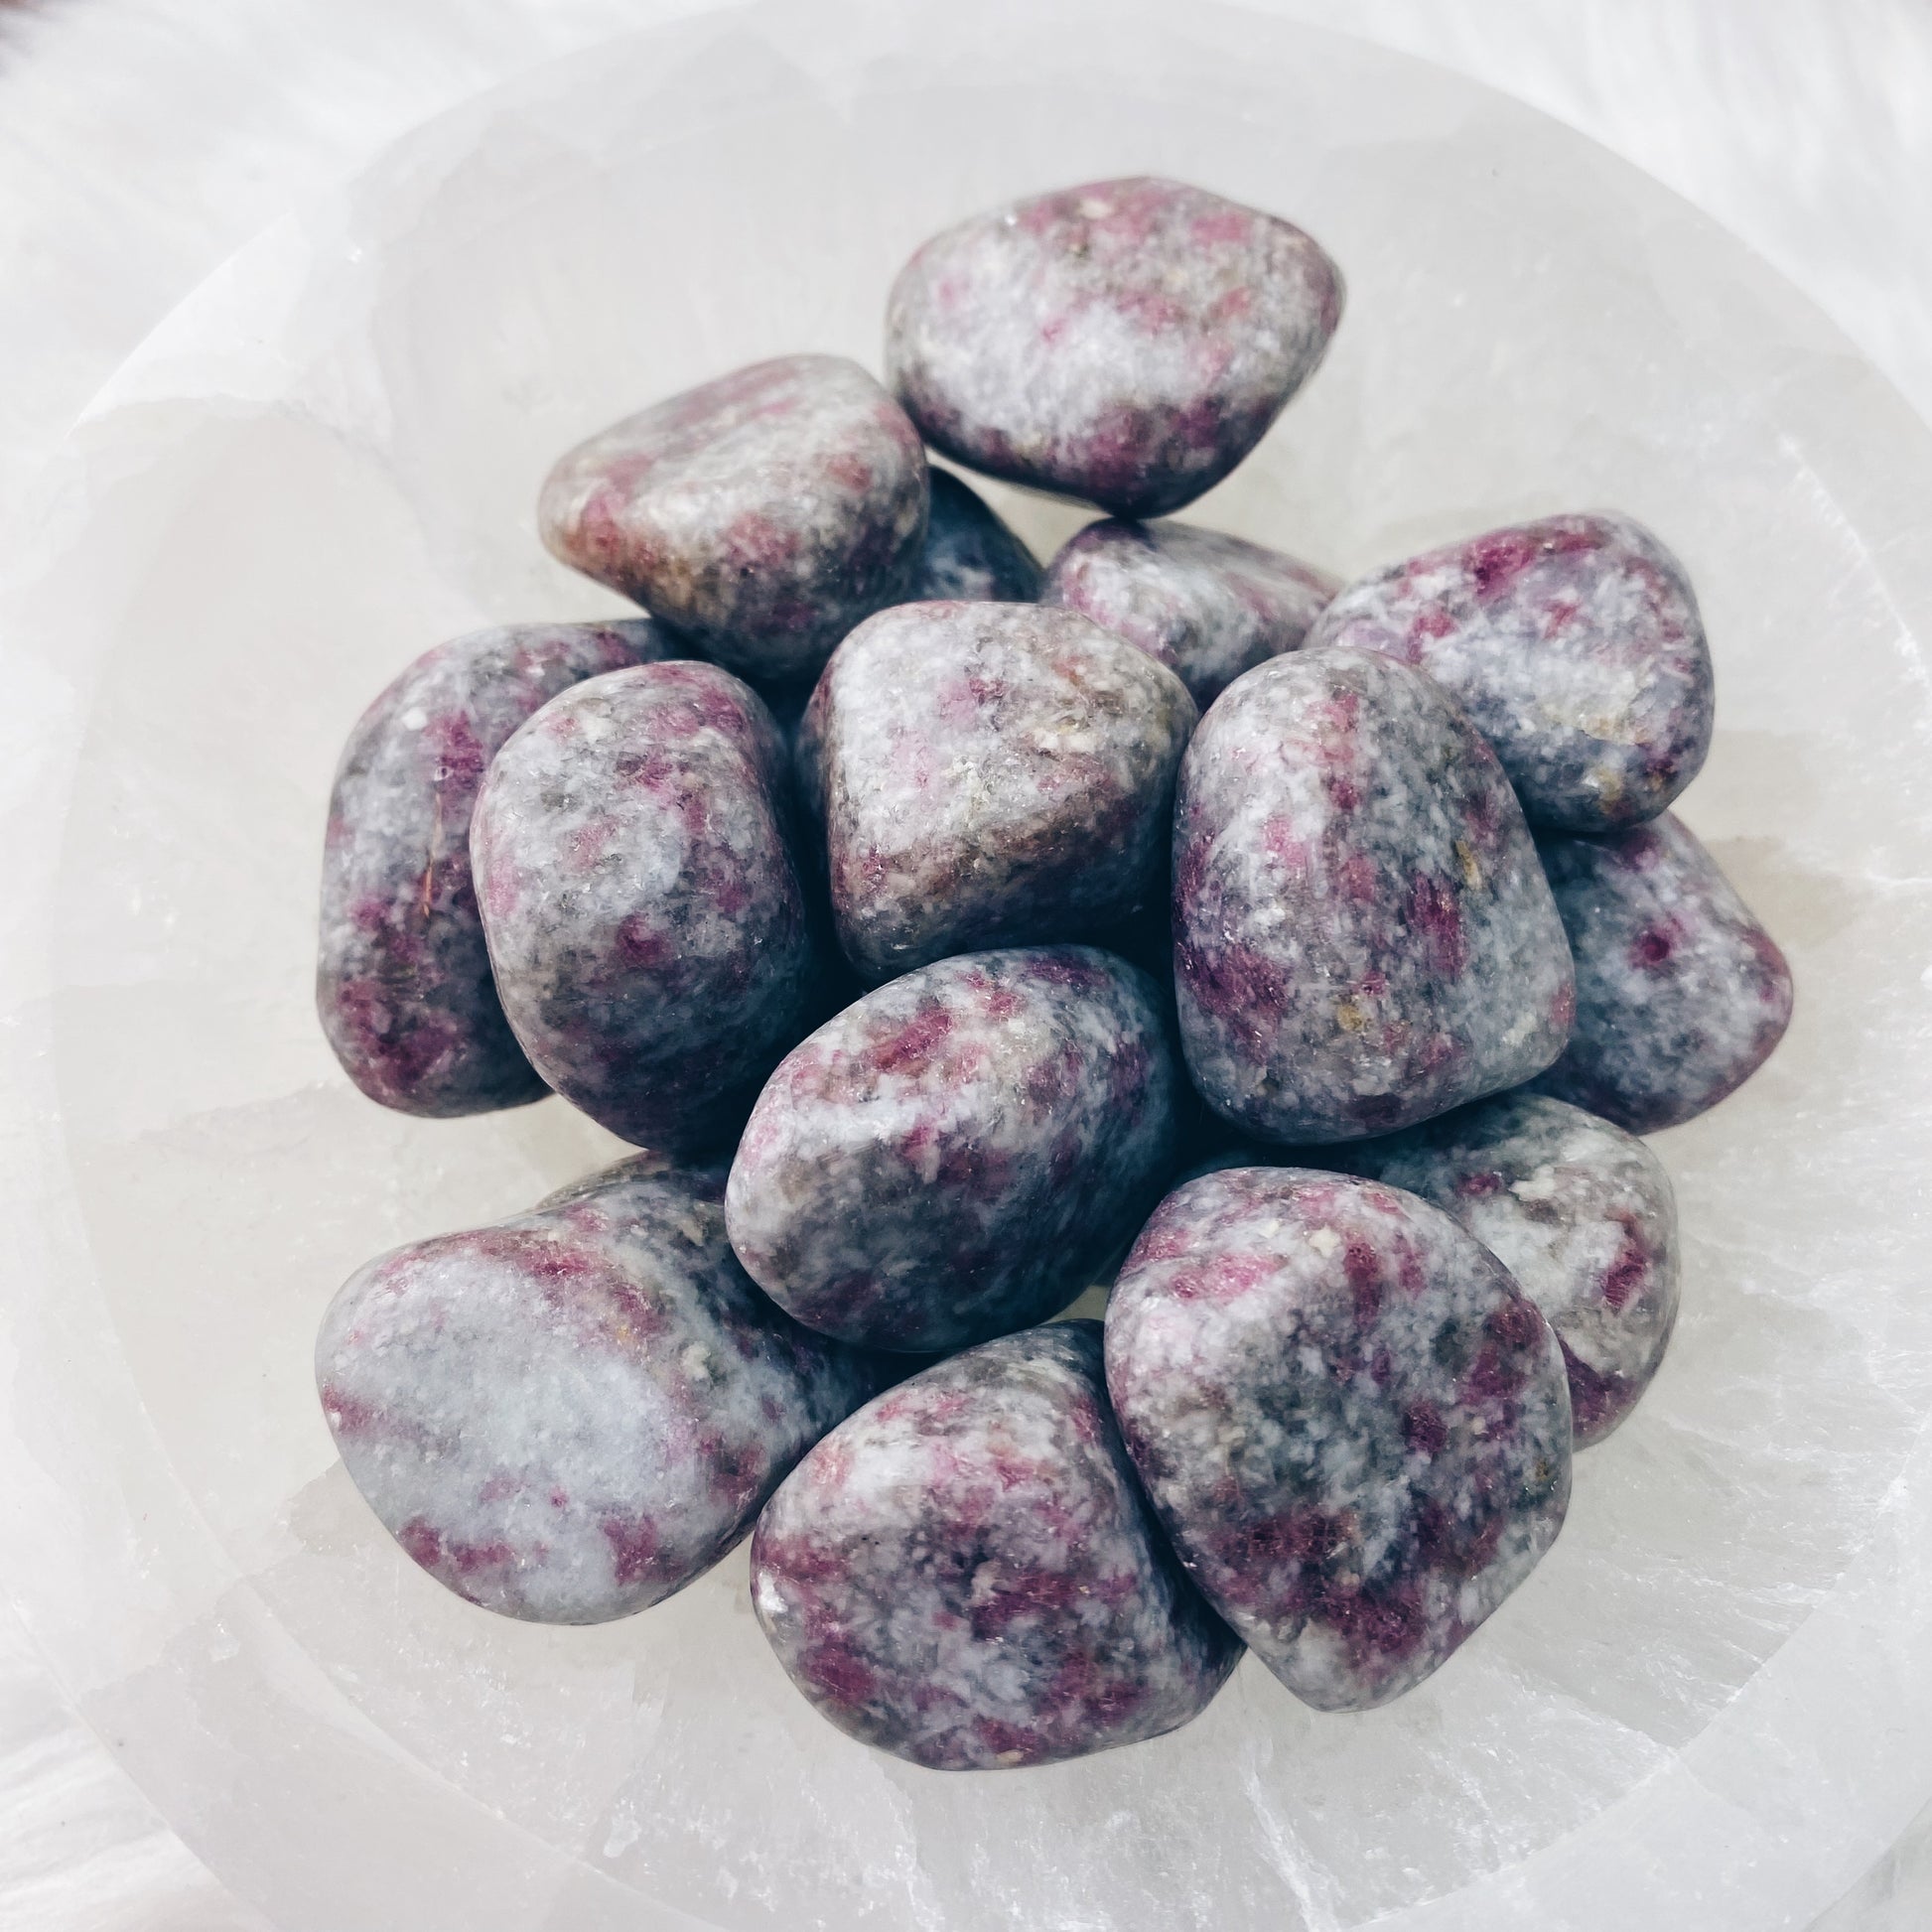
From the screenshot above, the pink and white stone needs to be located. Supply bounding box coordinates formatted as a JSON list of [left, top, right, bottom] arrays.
[[1173, 646, 1575, 1145], [1043, 518, 1337, 708], [316, 1157, 887, 1624], [1306, 514, 1714, 834], [727, 946, 1179, 1354], [887, 177, 1343, 518], [806, 601, 1196, 981], [1106, 1167, 1572, 1712], [1532, 811, 1794, 1131], [472, 660, 822, 1153], [752, 1322, 1240, 1769], [539, 354, 928, 688]]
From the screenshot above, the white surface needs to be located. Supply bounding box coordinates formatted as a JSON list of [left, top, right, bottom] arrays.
[[2, 1, 1930, 1925]]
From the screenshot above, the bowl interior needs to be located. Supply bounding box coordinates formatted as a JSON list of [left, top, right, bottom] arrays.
[[9, 4, 1932, 1928]]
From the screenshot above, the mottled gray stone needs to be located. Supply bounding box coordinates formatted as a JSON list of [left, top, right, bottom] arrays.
[[912, 469, 1042, 602]]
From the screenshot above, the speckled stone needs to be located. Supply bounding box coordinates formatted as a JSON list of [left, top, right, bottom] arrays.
[[807, 601, 1196, 981], [912, 469, 1043, 602], [316, 621, 672, 1117], [539, 354, 929, 688], [316, 1157, 886, 1624], [887, 177, 1343, 518], [1173, 647, 1575, 1145], [1043, 518, 1337, 708], [728, 947, 1179, 1354], [1106, 1167, 1571, 1712], [1305, 514, 1714, 834], [472, 661, 821, 1153], [752, 1322, 1240, 1769], [1531, 812, 1794, 1132], [1342, 1093, 1679, 1446]]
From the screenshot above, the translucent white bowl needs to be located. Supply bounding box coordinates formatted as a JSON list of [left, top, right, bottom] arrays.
[[6, 3, 1932, 1924]]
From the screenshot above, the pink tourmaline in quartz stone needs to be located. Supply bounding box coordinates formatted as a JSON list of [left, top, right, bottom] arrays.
[[1106, 1166, 1572, 1712], [752, 1322, 1240, 1768], [1044, 518, 1337, 708], [727, 946, 1179, 1354], [317, 620, 674, 1118], [1173, 646, 1575, 1145], [1531, 811, 1794, 1132], [539, 354, 928, 688], [1306, 513, 1714, 834], [887, 177, 1343, 518], [317, 1156, 887, 1624]]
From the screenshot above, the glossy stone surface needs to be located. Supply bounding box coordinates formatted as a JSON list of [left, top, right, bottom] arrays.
[[316, 620, 671, 1117], [1043, 518, 1337, 708], [1342, 1093, 1680, 1446], [887, 176, 1343, 518], [752, 1322, 1240, 1769], [911, 469, 1043, 602], [1532, 811, 1794, 1132], [1173, 646, 1575, 1144], [1106, 1167, 1572, 1712], [538, 353, 928, 687], [1306, 513, 1714, 834], [728, 946, 1179, 1353], [316, 1158, 885, 1624], [472, 661, 820, 1152], [808, 600, 1196, 981]]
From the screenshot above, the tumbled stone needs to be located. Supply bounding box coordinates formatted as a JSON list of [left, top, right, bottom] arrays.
[[728, 946, 1179, 1353], [1106, 1167, 1571, 1712], [1173, 646, 1575, 1144], [1306, 513, 1714, 834], [316, 1157, 885, 1624], [317, 621, 673, 1118], [1342, 1093, 1679, 1446], [1532, 811, 1794, 1132], [808, 601, 1196, 980], [912, 469, 1043, 602], [472, 661, 820, 1153], [1043, 518, 1337, 708], [539, 354, 928, 687], [887, 177, 1343, 518], [752, 1322, 1240, 1768]]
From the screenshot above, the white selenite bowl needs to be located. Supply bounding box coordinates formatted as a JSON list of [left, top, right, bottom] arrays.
[[5, 3, 1932, 1926]]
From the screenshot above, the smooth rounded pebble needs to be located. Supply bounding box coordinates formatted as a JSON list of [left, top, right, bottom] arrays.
[[1173, 646, 1576, 1144], [1306, 513, 1714, 834], [752, 1322, 1240, 1769], [316, 1157, 886, 1623], [473, 661, 821, 1153], [887, 176, 1343, 518], [1531, 811, 1794, 1132], [912, 469, 1043, 602], [1342, 1093, 1679, 1446], [317, 621, 671, 1117], [728, 947, 1180, 1353], [1043, 518, 1337, 708], [1106, 1167, 1572, 1712], [539, 353, 928, 687], [807, 601, 1196, 981]]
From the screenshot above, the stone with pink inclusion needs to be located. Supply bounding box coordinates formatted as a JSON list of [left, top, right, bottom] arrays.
[[1306, 513, 1714, 834], [726, 946, 1179, 1354], [752, 1321, 1240, 1769], [316, 620, 675, 1118], [539, 353, 928, 688], [316, 1156, 888, 1624], [1043, 518, 1338, 709], [1531, 810, 1793, 1132], [887, 177, 1343, 519], [1105, 1166, 1572, 1713], [1173, 646, 1575, 1145], [805, 601, 1196, 981], [471, 660, 822, 1154]]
